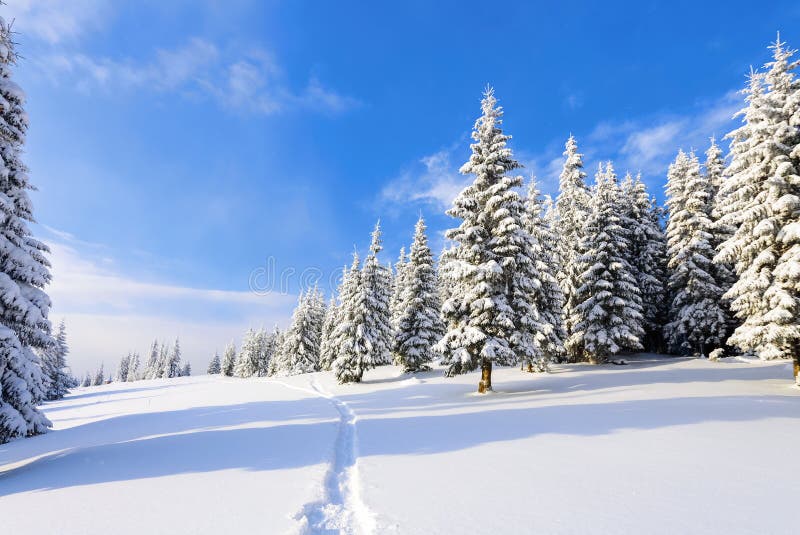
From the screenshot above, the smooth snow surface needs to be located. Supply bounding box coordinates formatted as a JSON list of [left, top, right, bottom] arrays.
[[1, 355, 798, 534]]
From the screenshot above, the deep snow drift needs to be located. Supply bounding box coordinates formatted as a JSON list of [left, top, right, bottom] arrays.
[[1, 354, 797, 534]]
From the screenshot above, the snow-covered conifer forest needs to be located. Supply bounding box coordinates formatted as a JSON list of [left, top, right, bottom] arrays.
[[0, 6, 799, 533]]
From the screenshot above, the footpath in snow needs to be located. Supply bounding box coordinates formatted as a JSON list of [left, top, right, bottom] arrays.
[[1, 354, 798, 534]]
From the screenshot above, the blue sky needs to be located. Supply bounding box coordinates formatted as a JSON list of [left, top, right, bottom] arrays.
[[5, 0, 800, 375]]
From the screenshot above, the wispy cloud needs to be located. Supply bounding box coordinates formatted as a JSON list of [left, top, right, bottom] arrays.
[[43, 227, 295, 376], [380, 147, 471, 210], [4, 0, 112, 44], [588, 90, 741, 178], [34, 38, 359, 116]]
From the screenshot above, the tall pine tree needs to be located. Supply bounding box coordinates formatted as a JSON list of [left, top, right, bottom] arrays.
[[221, 341, 237, 377], [664, 151, 728, 355], [126, 352, 139, 381], [435, 87, 524, 392], [163, 339, 182, 378], [522, 177, 567, 369], [0, 17, 54, 442], [571, 163, 644, 363], [332, 252, 371, 383], [207, 351, 221, 374], [621, 173, 668, 352], [318, 297, 338, 371], [360, 222, 393, 367], [394, 216, 443, 372], [282, 288, 326, 375], [42, 320, 71, 399], [234, 329, 261, 378], [716, 39, 800, 379], [554, 136, 592, 362]]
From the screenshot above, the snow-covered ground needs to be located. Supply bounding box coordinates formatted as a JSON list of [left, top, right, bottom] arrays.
[[1, 354, 797, 534]]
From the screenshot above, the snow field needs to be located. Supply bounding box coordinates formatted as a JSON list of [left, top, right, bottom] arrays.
[[1, 354, 798, 534]]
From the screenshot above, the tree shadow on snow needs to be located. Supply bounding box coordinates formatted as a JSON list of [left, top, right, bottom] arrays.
[[1, 357, 797, 497], [45, 383, 183, 405], [1, 392, 797, 496]]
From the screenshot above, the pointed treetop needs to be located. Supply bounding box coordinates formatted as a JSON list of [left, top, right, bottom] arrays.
[[622, 170, 634, 186], [605, 160, 617, 180], [770, 31, 786, 55], [370, 220, 382, 255], [415, 214, 427, 233], [527, 174, 541, 196], [479, 85, 503, 127], [565, 134, 578, 153], [482, 84, 496, 106]]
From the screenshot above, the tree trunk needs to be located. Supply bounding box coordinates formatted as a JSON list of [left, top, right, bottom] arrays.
[[793, 355, 799, 385], [478, 358, 492, 393]]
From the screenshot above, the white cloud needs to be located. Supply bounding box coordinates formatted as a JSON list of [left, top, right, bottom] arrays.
[[43, 229, 295, 377], [4, 0, 112, 44], [620, 120, 688, 169], [380, 148, 470, 209], [34, 38, 358, 116], [588, 90, 741, 178]]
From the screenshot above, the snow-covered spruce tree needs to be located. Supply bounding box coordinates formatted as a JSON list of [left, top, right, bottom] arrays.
[[126, 352, 139, 382], [621, 172, 668, 352], [207, 351, 221, 374], [257, 327, 279, 377], [554, 136, 592, 362], [282, 288, 326, 375], [143, 340, 160, 379], [81, 372, 91, 388], [156, 342, 170, 379], [664, 151, 728, 356], [435, 245, 451, 303], [268, 327, 287, 376], [0, 17, 54, 442], [542, 193, 559, 246], [434, 87, 531, 392], [717, 39, 800, 375], [65, 373, 79, 389], [331, 252, 372, 383], [318, 297, 338, 371], [715, 72, 770, 352], [270, 330, 291, 375], [92, 364, 105, 386], [117, 353, 131, 383], [522, 177, 567, 369], [394, 216, 444, 372], [221, 341, 237, 377], [41, 320, 71, 399], [705, 137, 738, 345], [571, 163, 644, 364], [359, 222, 393, 367], [607, 168, 646, 352], [180, 361, 191, 377], [234, 329, 260, 378], [390, 247, 410, 341], [163, 339, 183, 378]]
